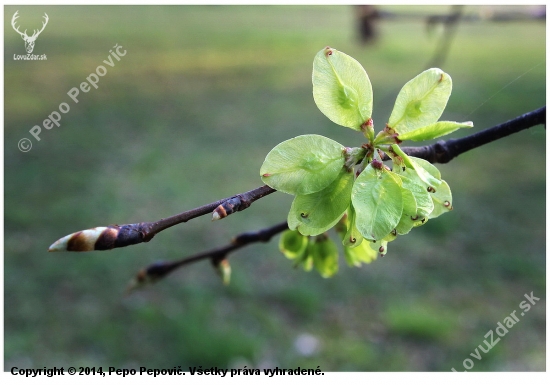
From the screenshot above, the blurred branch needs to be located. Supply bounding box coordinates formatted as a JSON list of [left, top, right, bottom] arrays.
[[426, 5, 464, 68], [49, 106, 545, 254], [356, 5, 379, 44], [127, 221, 288, 292], [375, 7, 545, 23]]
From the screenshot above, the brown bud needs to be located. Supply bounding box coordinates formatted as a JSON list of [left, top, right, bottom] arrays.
[[212, 197, 242, 221], [371, 159, 383, 169], [49, 224, 145, 252]]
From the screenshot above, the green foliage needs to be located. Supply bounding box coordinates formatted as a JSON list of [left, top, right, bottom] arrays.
[[398, 120, 473, 141], [394, 169, 433, 219], [351, 165, 403, 241], [312, 47, 373, 131], [428, 180, 453, 219], [387, 68, 452, 134], [395, 187, 417, 235], [279, 229, 308, 259], [260, 134, 345, 195], [343, 240, 378, 267], [288, 170, 353, 236], [279, 231, 339, 277], [310, 235, 339, 278], [341, 205, 363, 248], [261, 47, 473, 276]]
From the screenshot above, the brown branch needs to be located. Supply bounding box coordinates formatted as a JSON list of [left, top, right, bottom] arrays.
[[147, 184, 275, 236], [48, 184, 276, 252], [393, 106, 545, 164], [127, 221, 289, 292], [49, 106, 545, 253]]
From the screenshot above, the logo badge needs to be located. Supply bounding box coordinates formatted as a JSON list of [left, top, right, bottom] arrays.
[[11, 10, 49, 54]]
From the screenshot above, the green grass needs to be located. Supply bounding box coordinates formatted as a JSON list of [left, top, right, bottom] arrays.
[[4, 5, 545, 371]]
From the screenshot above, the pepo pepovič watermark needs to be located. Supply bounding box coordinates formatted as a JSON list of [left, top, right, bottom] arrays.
[[17, 44, 127, 153]]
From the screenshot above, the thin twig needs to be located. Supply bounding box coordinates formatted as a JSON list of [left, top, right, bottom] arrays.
[[127, 221, 289, 292], [147, 184, 275, 236], [48, 106, 545, 252]]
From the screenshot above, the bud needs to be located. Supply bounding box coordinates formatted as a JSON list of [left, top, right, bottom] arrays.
[[371, 159, 384, 170], [212, 197, 242, 221], [49, 227, 110, 251], [213, 258, 231, 285], [48, 224, 146, 252]]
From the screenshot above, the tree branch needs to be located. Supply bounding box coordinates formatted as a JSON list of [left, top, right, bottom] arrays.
[[126, 106, 545, 289], [395, 106, 545, 164], [48, 106, 545, 253], [126, 221, 289, 292], [375, 8, 546, 23], [48, 184, 276, 252]]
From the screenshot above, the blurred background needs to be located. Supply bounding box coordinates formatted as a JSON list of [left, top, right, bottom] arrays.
[[4, 5, 545, 371]]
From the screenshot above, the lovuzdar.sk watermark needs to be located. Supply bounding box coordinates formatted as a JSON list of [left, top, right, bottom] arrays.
[[14, 53, 47, 61], [11, 10, 48, 59], [451, 291, 541, 372], [17, 44, 127, 153]]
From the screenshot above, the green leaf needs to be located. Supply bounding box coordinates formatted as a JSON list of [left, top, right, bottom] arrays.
[[395, 187, 417, 235], [369, 238, 389, 258], [279, 230, 308, 260], [428, 180, 453, 219], [395, 169, 434, 218], [342, 204, 364, 248], [288, 208, 344, 237], [411, 160, 441, 188], [390, 145, 442, 188], [398, 121, 473, 141], [387, 68, 452, 134], [409, 156, 442, 180], [379, 230, 398, 257], [344, 240, 378, 267], [287, 207, 301, 232], [394, 154, 452, 220], [310, 236, 339, 278], [413, 217, 429, 228], [352, 165, 403, 241], [290, 171, 353, 237], [288, 237, 315, 272], [297, 250, 314, 272], [260, 135, 345, 195], [376, 239, 389, 257], [312, 47, 373, 130]]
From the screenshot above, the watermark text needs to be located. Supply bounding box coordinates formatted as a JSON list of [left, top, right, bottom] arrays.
[[18, 44, 126, 152]]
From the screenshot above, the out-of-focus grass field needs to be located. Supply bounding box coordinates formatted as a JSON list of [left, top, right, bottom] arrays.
[[4, 5, 545, 371]]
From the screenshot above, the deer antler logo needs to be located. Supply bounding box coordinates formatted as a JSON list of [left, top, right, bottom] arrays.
[[11, 10, 49, 54]]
